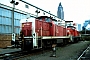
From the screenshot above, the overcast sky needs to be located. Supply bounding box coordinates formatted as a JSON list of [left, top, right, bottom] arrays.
[[20, 0, 90, 25], [1, 0, 90, 25]]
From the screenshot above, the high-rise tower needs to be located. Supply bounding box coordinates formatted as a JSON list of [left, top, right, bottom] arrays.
[[57, 2, 64, 20]]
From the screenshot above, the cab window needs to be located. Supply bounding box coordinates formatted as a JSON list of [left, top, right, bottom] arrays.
[[39, 18, 42, 21], [36, 18, 42, 21], [45, 18, 51, 22]]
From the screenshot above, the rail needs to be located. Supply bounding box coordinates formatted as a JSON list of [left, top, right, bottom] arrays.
[[77, 45, 90, 60]]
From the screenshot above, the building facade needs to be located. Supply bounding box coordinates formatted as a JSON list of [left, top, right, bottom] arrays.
[[77, 24, 82, 31], [0, 3, 33, 34], [82, 20, 90, 30], [57, 2, 64, 20], [0, 2, 65, 34]]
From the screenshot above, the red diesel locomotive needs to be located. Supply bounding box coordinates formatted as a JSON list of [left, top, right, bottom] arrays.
[[19, 16, 80, 51]]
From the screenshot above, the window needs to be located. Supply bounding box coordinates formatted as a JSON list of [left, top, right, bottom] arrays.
[[5, 9, 8, 17], [18, 19, 20, 26], [4, 17, 6, 25], [8, 18, 11, 25], [0, 25, 2, 33], [0, 8, 2, 16], [14, 12, 17, 19], [20, 14, 22, 19], [9, 26, 11, 33], [2, 17, 5, 24], [6, 18, 8, 25], [18, 13, 21, 19], [22, 14, 26, 19], [0, 16, 2, 24], [16, 27, 18, 33], [2, 25, 5, 33], [6, 26, 9, 33], [14, 19, 19, 26], [25, 4, 29, 9], [16, 12, 19, 19], [15, 19, 19, 26], [8, 10, 11, 17], [39, 18, 42, 21], [21, 14, 23, 19], [14, 12, 20, 19], [14, 19, 16, 26], [54, 21, 58, 25], [2, 8, 6, 16], [45, 18, 51, 22]]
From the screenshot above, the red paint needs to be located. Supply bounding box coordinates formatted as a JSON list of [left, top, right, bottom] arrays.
[[50, 22, 56, 36], [22, 22, 32, 36], [63, 28, 66, 36]]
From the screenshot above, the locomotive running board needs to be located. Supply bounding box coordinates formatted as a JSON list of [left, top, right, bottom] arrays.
[[19, 36, 70, 39], [42, 36, 70, 39]]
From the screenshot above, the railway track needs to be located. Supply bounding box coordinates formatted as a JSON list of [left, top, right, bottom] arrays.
[[77, 44, 90, 60], [0, 41, 88, 60], [0, 50, 29, 60], [0, 48, 52, 60]]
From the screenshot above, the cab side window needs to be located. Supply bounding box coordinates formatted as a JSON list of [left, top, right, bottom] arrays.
[[45, 18, 51, 22]]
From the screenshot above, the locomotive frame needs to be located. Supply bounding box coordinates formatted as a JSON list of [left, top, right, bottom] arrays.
[[17, 16, 81, 51]]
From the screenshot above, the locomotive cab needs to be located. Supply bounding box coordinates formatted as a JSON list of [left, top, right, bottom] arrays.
[[65, 21, 80, 42], [66, 25, 80, 42], [19, 16, 56, 51]]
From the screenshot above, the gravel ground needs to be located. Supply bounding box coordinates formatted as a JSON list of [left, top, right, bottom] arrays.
[[19, 41, 90, 60]]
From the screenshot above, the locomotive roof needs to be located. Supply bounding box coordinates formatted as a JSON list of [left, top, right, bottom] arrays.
[[65, 21, 73, 22], [52, 18, 57, 21], [36, 16, 57, 21], [36, 16, 51, 19], [67, 26, 76, 28]]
